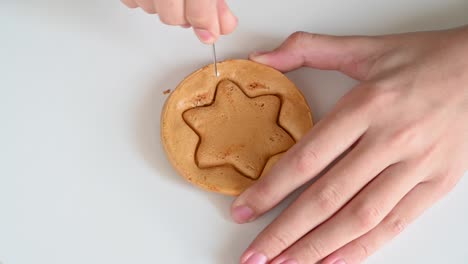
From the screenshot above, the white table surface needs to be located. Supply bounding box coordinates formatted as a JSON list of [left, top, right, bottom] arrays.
[[1, 1, 467, 263]]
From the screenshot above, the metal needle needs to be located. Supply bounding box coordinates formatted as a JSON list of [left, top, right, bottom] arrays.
[[212, 43, 219, 77]]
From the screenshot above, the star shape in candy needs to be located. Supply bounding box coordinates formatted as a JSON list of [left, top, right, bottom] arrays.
[[183, 80, 295, 180]]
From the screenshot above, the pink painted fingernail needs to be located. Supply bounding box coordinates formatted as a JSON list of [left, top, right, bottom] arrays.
[[279, 259, 298, 264], [243, 252, 267, 264], [194, 28, 214, 43], [232, 205, 255, 223], [333, 259, 346, 264]]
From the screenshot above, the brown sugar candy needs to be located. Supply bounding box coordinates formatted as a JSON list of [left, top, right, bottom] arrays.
[[161, 60, 313, 196]]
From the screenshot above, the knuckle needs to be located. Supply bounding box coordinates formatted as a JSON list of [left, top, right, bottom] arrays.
[[442, 179, 458, 194], [384, 213, 408, 235], [387, 123, 424, 150], [316, 184, 343, 212], [389, 218, 408, 235], [262, 231, 292, 252], [334, 83, 390, 120], [253, 183, 272, 200], [289, 31, 308, 41], [436, 174, 459, 195], [358, 82, 399, 112], [304, 239, 327, 259], [291, 146, 320, 174], [355, 240, 371, 259], [334, 91, 368, 122], [354, 204, 383, 231], [286, 31, 314, 48], [247, 182, 275, 211]]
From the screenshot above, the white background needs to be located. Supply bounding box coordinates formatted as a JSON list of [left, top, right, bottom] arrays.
[[1, 1, 468, 263]]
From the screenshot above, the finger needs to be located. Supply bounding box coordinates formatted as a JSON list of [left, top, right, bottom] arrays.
[[217, 0, 237, 35], [239, 136, 389, 259], [271, 160, 426, 264], [186, 0, 220, 44], [231, 88, 371, 224], [239, 137, 393, 262], [249, 32, 390, 80], [135, 0, 157, 14], [155, 0, 187, 26], [321, 180, 444, 264], [121, 0, 138, 8]]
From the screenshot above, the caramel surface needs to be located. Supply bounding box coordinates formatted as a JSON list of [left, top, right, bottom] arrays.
[[183, 80, 294, 180], [161, 60, 313, 195]]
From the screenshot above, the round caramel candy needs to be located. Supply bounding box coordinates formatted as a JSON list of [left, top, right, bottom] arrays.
[[161, 59, 313, 195]]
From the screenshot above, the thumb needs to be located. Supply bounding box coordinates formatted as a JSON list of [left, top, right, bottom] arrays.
[[250, 31, 388, 80]]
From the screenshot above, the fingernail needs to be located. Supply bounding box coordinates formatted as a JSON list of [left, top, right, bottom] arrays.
[[194, 28, 214, 43], [242, 252, 267, 264], [333, 259, 346, 264], [232, 205, 255, 223]]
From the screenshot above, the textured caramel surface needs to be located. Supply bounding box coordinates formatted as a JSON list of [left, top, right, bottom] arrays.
[[161, 59, 313, 196], [183, 80, 295, 180]]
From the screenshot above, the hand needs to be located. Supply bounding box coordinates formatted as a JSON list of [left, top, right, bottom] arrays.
[[121, 0, 237, 44], [232, 27, 468, 264]]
